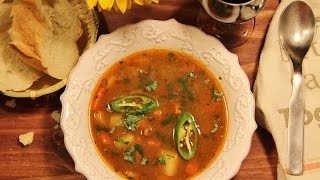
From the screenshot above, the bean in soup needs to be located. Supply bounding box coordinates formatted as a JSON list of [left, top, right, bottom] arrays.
[[90, 49, 228, 179]]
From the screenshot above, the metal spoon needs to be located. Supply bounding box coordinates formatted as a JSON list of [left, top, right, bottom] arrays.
[[278, 1, 315, 175]]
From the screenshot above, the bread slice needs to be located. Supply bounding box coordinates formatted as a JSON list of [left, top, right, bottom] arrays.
[[9, 0, 83, 80], [8, 0, 47, 71], [0, 2, 44, 92], [0, 36, 45, 92]]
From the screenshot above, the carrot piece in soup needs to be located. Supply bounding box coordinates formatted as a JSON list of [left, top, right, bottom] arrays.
[[147, 139, 161, 148], [138, 119, 149, 130], [106, 76, 116, 88], [125, 171, 137, 179], [185, 162, 199, 176], [153, 109, 163, 120], [91, 88, 106, 111], [142, 126, 153, 137], [173, 102, 181, 114], [99, 133, 113, 146]]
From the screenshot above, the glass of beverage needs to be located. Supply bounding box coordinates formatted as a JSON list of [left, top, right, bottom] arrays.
[[197, 0, 267, 48]]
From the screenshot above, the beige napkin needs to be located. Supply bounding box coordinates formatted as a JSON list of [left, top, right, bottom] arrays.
[[253, 0, 320, 179]]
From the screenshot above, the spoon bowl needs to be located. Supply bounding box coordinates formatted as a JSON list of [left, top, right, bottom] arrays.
[[278, 0, 315, 175], [279, 1, 315, 66]]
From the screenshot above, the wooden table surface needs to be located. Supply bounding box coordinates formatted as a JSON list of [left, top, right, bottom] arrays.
[[0, 0, 280, 179]]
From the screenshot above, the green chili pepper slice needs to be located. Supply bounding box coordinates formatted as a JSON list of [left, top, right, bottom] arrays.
[[110, 95, 159, 113], [174, 112, 198, 160]]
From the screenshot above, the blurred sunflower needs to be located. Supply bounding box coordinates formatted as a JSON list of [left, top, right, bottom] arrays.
[[86, 0, 159, 14]]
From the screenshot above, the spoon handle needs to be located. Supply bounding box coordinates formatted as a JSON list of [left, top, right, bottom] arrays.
[[288, 72, 304, 175]]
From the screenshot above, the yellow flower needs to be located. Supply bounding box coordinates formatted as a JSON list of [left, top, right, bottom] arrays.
[[86, 0, 159, 14]]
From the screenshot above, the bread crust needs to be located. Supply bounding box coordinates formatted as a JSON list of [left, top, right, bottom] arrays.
[[8, 0, 83, 79]]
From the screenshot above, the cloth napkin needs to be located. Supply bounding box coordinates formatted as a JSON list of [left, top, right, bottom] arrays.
[[253, 0, 320, 179]]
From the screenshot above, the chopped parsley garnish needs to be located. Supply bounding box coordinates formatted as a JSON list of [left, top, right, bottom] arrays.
[[109, 121, 123, 134], [178, 77, 194, 101], [95, 125, 109, 132], [103, 148, 120, 156], [211, 122, 219, 134], [123, 114, 144, 131], [134, 144, 144, 155], [124, 144, 144, 164], [160, 114, 176, 126], [138, 74, 155, 91], [122, 78, 130, 84], [213, 114, 221, 120], [199, 71, 206, 76], [158, 157, 166, 165], [155, 131, 165, 142], [115, 138, 129, 145], [145, 80, 158, 91], [168, 52, 175, 58], [124, 153, 135, 164], [202, 134, 209, 138], [166, 82, 174, 91], [166, 83, 176, 99], [111, 151, 119, 156], [141, 158, 148, 165], [138, 74, 152, 84], [211, 86, 224, 102], [165, 154, 175, 159]]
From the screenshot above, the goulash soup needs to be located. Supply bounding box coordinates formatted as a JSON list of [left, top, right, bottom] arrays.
[[90, 49, 228, 179]]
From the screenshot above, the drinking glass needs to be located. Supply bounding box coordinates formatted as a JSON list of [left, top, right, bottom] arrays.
[[197, 0, 267, 48]]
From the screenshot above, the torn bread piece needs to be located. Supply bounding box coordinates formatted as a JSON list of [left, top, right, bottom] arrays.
[[51, 110, 61, 129], [51, 110, 61, 124], [9, 0, 83, 79], [19, 132, 34, 146]]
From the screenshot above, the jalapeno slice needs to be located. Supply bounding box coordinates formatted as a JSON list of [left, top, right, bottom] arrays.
[[174, 112, 198, 160], [110, 95, 159, 113]]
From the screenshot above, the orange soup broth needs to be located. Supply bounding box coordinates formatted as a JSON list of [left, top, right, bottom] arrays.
[[90, 49, 228, 179]]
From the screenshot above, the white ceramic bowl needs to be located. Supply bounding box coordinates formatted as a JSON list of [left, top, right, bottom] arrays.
[[60, 19, 256, 180]]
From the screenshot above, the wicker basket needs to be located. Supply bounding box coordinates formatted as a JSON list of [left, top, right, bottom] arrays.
[[3, 0, 98, 98]]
